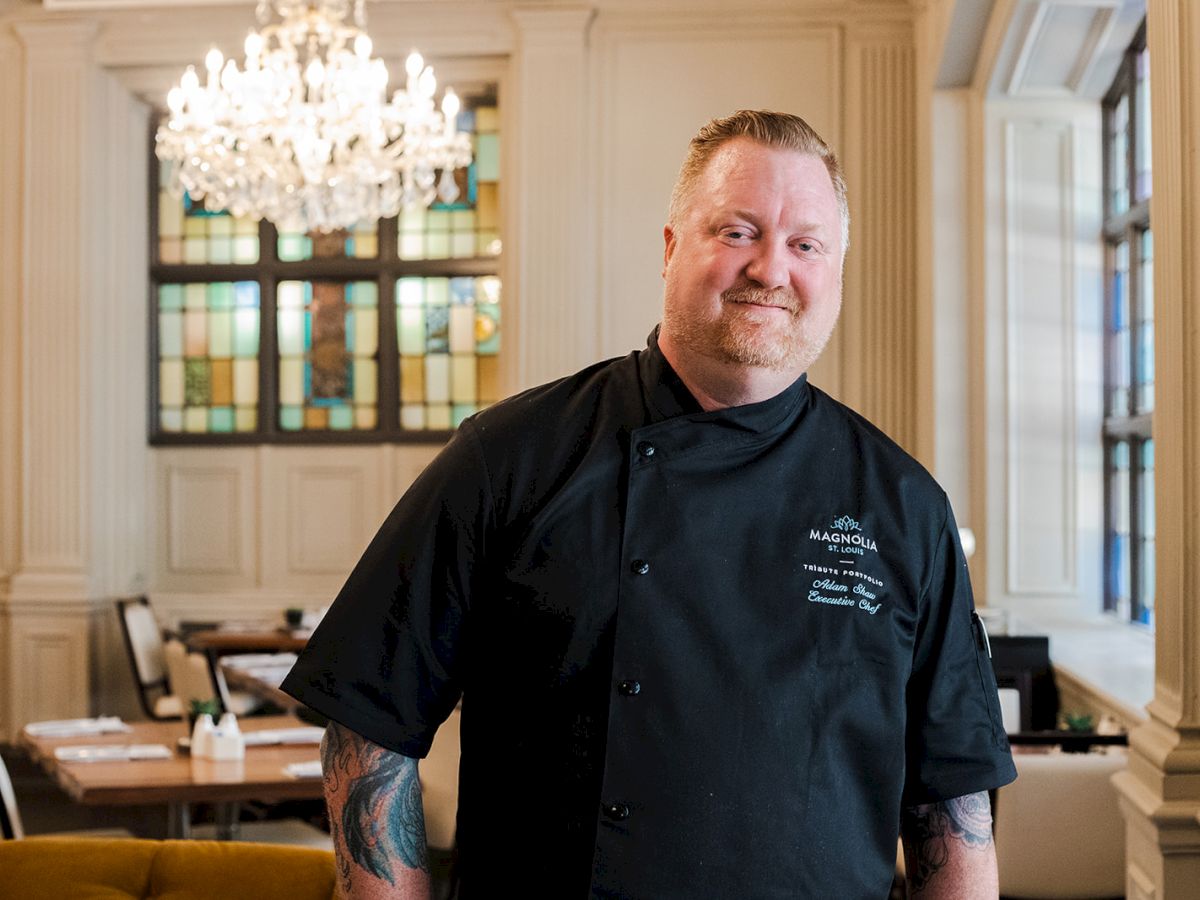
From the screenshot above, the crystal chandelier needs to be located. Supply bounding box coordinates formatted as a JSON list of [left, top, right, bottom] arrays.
[[155, 0, 474, 233]]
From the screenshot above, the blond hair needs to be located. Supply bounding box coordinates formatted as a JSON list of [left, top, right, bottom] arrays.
[[668, 109, 850, 252]]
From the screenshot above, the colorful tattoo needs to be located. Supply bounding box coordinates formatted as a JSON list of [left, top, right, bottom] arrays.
[[901, 791, 993, 890], [321, 722, 429, 890]]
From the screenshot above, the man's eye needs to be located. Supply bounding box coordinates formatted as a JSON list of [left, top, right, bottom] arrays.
[[796, 241, 815, 253], [723, 230, 750, 240]]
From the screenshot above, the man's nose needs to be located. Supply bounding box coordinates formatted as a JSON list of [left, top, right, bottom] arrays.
[[744, 240, 790, 290]]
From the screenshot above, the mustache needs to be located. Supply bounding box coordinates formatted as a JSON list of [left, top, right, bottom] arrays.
[[721, 285, 800, 314]]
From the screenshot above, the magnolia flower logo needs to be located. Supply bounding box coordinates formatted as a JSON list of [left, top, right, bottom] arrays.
[[831, 515, 862, 533]]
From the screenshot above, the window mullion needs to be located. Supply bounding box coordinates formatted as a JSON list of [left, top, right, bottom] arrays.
[[377, 216, 400, 434], [260, 220, 280, 438]]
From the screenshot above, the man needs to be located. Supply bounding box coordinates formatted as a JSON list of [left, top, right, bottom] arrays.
[[282, 110, 1016, 899]]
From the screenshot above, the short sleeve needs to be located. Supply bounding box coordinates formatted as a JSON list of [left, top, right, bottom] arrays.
[[903, 498, 1017, 804], [280, 419, 493, 758]]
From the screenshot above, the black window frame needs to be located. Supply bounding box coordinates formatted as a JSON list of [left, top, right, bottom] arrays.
[[1101, 21, 1153, 626]]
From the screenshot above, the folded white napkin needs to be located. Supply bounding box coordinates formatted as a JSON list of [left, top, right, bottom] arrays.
[[241, 666, 294, 686], [54, 743, 172, 762], [243, 727, 325, 747], [25, 717, 132, 739], [222, 653, 298, 670], [283, 760, 323, 779]]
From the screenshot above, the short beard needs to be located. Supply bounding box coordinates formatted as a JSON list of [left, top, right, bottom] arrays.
[[664, 284, 839, 373]]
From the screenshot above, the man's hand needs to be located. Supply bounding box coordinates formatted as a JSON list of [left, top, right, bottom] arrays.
[[900, 791, 998, 899], [321, 721, 432, 899]]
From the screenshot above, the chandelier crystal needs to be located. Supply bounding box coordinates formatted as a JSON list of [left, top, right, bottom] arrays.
[[155, 0, 474, 233]]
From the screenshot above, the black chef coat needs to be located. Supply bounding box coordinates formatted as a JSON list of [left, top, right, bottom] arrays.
[[282, 328, 1016, 899]]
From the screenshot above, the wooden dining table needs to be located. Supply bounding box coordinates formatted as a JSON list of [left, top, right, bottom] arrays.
[[184, 628, 310, 655], [18, 714, 324, 839]]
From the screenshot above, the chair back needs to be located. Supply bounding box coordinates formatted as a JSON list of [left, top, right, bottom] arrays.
[[0, 754, 26, 840], [117, 597, 167, 686], [420, 706, 461, 850], [162, 639, 219, 712], [994, 748, 1127, 898]]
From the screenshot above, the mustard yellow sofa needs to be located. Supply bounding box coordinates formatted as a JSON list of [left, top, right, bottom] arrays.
[[0, 837, 336, 900]]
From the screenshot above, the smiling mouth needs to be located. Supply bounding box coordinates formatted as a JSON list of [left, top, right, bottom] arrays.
[[723, 288, 799, 315]]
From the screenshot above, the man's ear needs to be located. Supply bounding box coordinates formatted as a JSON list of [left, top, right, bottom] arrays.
[[662, 225, 676, 278]]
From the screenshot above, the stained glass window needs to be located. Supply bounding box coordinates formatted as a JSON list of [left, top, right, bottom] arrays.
[[157, 166, 259, 265], [397, 275, 501, 429], [150, 87, 503, 443], [398, 105, 501, 261], [278, 281, 379, 431], [157, 282, 260, 433], [1102, 22, 1153, 627], [277, 222, 380, 262]]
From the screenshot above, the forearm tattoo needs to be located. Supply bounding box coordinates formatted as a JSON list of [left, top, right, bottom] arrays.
[[901, 791, 993, 891], [321, 722, 429, 892]]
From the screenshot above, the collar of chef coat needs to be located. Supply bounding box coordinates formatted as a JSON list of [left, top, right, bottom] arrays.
[[637, 326, 811, 434]]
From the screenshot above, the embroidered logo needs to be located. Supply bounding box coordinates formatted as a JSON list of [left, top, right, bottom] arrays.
[[809, 513, 879, 556]]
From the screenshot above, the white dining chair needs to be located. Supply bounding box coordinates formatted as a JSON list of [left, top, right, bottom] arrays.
[[115, 597, 184, 720], [0, 753, 132, 841]]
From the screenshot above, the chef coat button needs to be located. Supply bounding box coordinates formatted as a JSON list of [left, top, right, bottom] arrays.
[[630, 559, 650, 576], [603, 801, 631, 821], [617, 680, 641, 696], [636, 441, 656, 458]]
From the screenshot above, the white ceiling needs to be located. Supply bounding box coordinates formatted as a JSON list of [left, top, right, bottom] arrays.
[[940, 0, 1144, 100]]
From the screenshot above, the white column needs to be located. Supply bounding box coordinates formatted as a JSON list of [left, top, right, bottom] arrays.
[[840, 27, 924, 459], [508, 5, 596, 391], [5, 19, 103, 731], [0, 22, 24, 739], [1112, 1, 1200, 895]]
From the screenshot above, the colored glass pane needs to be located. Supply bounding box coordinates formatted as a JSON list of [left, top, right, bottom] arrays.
[[1136, 48, 1152, 200], [1109, 94, 1129, 216], [396, 275, 502, 429], [398, 102, 502, 260], [277, 221, 380, 261], [157, 164, 259, 264], [1136, 229, 1154, 412], [276, 280, 379, 431], [157, 281, 259, 433], [1106, 440, 1131, 616], [1108, 242, 1131, 414]]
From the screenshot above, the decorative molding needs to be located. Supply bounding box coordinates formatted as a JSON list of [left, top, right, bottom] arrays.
[[1002, 117, 1077, 596], [1125, 862, 1155, 900], [155, 450, 258, 590], [87, 70, 150, 599], [1004, 1, 1117, 99], [0, 27, 22, 588], [1113, 2, 1200, 893], [508, 5, 597, 390], [284, 467, 370, 575], [841, 36, 919, 452], [166, 468, 245, 574], [8, 611, 92, 731], [13, 19, 99, 580]]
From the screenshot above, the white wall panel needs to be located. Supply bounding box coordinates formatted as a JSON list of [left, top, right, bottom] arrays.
[[983, 100, 1103, 616], [9, 609, 91, 726], [260, 446, 390, 588], [592, 15, 840, 379], [155, 449, 257, 589], [1004, 117, 1077, 595]]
